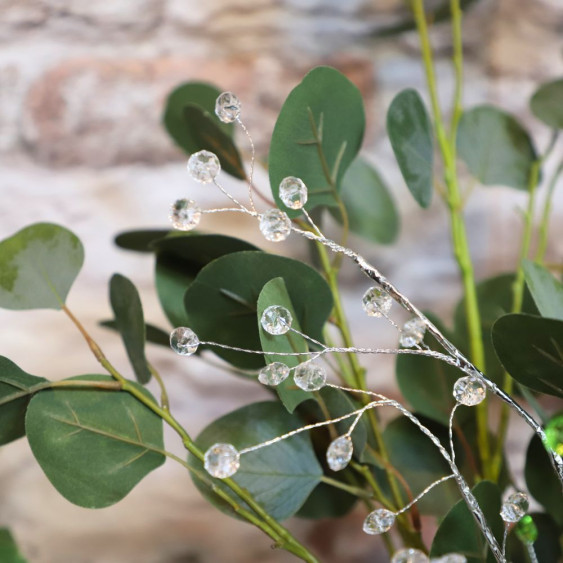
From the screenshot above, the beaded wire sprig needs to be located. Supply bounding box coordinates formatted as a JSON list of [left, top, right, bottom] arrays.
[[167, 92, 563, 563]]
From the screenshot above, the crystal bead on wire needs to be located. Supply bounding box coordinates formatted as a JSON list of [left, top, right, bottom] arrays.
[[326, 435, 353, 471], [261, 305, 292, 335], [294, 362, 327, 392], [259, 209, 292, 242], [170, 327, 199, 356], [453, 376, 486, 406], [430, 555, 467, 563], [363, 508, 396, 535], [279, 176, 308, 210], [204, 443, 240, 478], [187, 150, 221, 183], [258, 362, 290, 386], [215, 92, 241, 123], [362, 287, 393, 317], [500, 492, 529, 523], [399, 317, 426, 347], [169, 199, 201, 231], [391, 548, 429, 563]]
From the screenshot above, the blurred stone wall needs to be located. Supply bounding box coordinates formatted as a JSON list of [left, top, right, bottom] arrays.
[[0, 1, 562, 562]]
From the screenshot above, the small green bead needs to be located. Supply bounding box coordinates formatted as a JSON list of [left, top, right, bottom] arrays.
[[545, 411, 563, 456], [515, 515, 538, 544]]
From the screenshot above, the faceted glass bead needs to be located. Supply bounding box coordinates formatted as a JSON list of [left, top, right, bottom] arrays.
[[391, 548, 429, 563], [363, 508, 396, 535], [170, 327, 199, 356], [453, 376, 487, 406], [294, 362, 327, 392], [515, 515, 538, 544], [215, 92, 241, 123], [261, 305, 292, 335], [279, 176, 308, 210], [362, 287, 393, 317], [204, 443, 240, 479], [187, 150, 221, 183], [169, 198, 201, 231], [258, 362, 290, 386], [399, 318, 426, 347], [545, 411, 563, 456], [430, 555, 467, 563], [259, 209, 292, 242], [326, 435, 353, 471], [500, 492, 529, 523]]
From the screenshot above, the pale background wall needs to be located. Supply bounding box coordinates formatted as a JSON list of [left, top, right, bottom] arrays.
[[0, 1, 562, 561]]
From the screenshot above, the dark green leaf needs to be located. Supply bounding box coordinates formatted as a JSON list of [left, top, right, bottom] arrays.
[[269, 66, 365, 216], [101, 320, 170, 348], [0, 529, 27, 563], [330, 156, 400, 244], [492, 314, 563, 397], [114, 229, 170, 253], [184, 251, 333, 369], [154, 233, 259, 327], [387, 89, 434, 208], [530, 79, 563, 129], [296, 479, 357, 519], [109, 274, 151, 384], [523, 259, 563, 320], [0, 223, 83, 310], [257, 278, 311, 412], [188, 401, 322, 521], [457, 105, 537, 190], [0, 356, 47, 445], [26, 375, 165, 508], [430, 481, 504, 562]]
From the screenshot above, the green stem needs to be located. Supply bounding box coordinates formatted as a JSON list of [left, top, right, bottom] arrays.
[[536, 160, 563, 263], [148, 362, 170, 410], [320, 475, 374, 498]]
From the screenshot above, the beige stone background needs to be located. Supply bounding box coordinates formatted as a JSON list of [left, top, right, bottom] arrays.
[[0, 0, 562, 562]]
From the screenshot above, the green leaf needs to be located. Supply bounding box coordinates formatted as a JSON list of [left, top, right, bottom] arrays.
[[493, 314, 563, 397], [188, 401, 322, 521], [0, 223, 84, 310], [0, 529, 27, 563], [101, 320, 170, 348], [268, 66, 365, 216], [184, 251, 333, 369], [457, 105, 537, 190], [525, 434, 563, 526], [330, 156, 400, 244], [25, 375, 165, 508], [154, 233, 259, 327], [523, 259, 563, 320], [109, 274, 152, 384], [0, 356, 48, 445], [257, 278, 311, 412], [114, 229, 170, 253], [530, 79, 563, 129], [386, 89, 434, 208], [430, 481, 504, 562], [296, 479, 357, 519]]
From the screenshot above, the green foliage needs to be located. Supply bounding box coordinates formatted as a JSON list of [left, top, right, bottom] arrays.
[[0, 223, 83, 310], [457, 105, 537, 190], [530, 79, 563, 129], [26, 376, 165, 508], [188, 401, 322, 521], [269, 66, 365, 216], [387, 88, 434, 208], [101, 320, 170, 348], [523, 259, 563, 320], [114, 229, 170, 253], [0, 529, 27, 563]]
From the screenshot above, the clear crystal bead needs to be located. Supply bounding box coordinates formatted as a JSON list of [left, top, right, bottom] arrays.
[[430, 555, 467, 563], [399, 318, 426, 347], [362, 287, 393, 317], [326, 435, 353, 471], [215, 92, 241, 123], [294, 362, 327, 392], [170, 327, 199, 356], [260, 305, 292, 335], [258, 362, 290, 386], [187, 150, 221, 183], [363, 508, 396, 535], [204, 443, 240, 478], [500, 492, 529, 523], [453, 376, 486, 406], [169, 199, 201, 231], [259, 209, 292, 242], [279, 176, 308, 210], [391, 548, 429, 563]]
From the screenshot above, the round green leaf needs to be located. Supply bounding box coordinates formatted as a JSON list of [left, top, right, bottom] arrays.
[[330, 156, 400, 244], [0, 529, 27, 563], [268, 66, 365, 216], [25, 375, 165, 508], [523, 259, 563, 321], [457, 105, 537, 190], [0, 356, 47, 445], [114, 229, 170, 253], [492, 314, 563, 398], [109, 274, 151, 384], [530, 79, 563, 129], [184, 251, 333, 369], [188, 401, 323, 521], [0, 223, 84, 310], [387, 89, 434, 208]]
